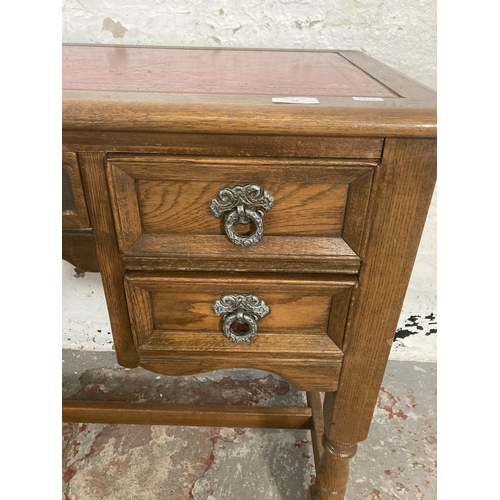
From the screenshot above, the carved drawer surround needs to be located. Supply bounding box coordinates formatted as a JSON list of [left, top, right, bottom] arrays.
[[124, 271, 355, 391], [106, 154, 375, 272], [62, 44, 436, 499]]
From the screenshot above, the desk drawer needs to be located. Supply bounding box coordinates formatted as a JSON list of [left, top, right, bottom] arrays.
[[107, 155, 376, 269], [124, 272, 355, 391]]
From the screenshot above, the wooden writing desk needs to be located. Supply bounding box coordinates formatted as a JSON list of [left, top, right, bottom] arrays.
[[62, 45, 436, 499]]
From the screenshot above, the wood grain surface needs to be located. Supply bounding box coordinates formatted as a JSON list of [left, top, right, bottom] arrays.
[[124, 272, 355, 342], [338, 50, 436, 100], [78, 153, 138, 367], [139, 332, 342, 356], [127, 233, 359, 257], [62, 400, 313, 429], [62, 152, 90, 228], [62, 229, 99, 272], [327, 138, 437, 444], [107, 156, 374, 243], [309, 138, 436, 499], [121, 272, 348, 390], [306, 392, 325, 467], [63, 132, 384, 158], [139, 356, 342, 393], [63, 92, 437, 137]]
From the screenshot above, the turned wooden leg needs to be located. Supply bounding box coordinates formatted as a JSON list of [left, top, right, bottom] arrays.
[[309, 439, 357, 499], [307, 392, 358, 500]]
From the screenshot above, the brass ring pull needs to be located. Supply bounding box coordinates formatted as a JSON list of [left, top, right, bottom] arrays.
[[210, 184, 274, 247], [213, 294, 270, 344]]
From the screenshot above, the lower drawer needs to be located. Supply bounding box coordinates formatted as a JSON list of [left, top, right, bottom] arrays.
[[124, 272, 355, 391]]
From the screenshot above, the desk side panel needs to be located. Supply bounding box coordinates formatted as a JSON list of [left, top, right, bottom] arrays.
[[326, 138, 437, 443]]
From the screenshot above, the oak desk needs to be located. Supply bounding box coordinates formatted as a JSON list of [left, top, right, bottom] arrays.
[[62, 44, 436, 499]]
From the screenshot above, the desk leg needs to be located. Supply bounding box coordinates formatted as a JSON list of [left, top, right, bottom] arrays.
[[308, 393, 356, 500], [310, 442, 357, 499], [310, 139, 437, 499]]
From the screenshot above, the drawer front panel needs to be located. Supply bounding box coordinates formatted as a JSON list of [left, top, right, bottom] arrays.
[[107, 155, 376, 262], [124, 272, 355, 346], [136, 176, 349, 237], [151, 284, 332, 334], [123, 272, 354, 391]]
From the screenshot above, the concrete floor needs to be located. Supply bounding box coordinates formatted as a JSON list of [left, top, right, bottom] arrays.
[[62, 351, 436, 500]]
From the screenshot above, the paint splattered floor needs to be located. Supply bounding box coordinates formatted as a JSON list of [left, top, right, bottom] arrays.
[[62, 351, 436, 499]]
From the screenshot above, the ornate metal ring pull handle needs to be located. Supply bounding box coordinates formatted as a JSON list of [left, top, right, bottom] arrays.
[[209, 184, 274, 246], [213, 294, 270, 344]]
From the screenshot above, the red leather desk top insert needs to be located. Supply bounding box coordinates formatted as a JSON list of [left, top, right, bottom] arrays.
[[63, 45, 398, 98]]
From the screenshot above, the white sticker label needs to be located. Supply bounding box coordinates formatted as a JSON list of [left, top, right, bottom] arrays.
[[272, 97, 320, 104], [352, 97, 384, 101]]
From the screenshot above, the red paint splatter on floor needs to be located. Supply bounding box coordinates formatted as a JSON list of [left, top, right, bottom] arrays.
[[294, 438, 310, 448], [377, 387, 409, 419], [365, 488, 382, 499], [392, 409, 408, 420], [188, 434, 218, 499], [62, 425, 109, 500], [384, 467, 405, 479], [395, 481, 410, 492], [377, 387, 397, 414], [406, 394, 417, 408], [62, 466, 77, 486]]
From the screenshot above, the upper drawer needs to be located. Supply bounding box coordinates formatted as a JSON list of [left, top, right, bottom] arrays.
[[107, 155, 376, 272]]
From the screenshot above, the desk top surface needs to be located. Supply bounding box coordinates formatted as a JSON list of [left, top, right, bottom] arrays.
[[63, 45, 398, 98], [62, 45, 436, 138]]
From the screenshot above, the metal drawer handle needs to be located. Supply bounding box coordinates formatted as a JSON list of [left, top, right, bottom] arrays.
[[213, 294, 270, 343], [209, 184, 274, 246]]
